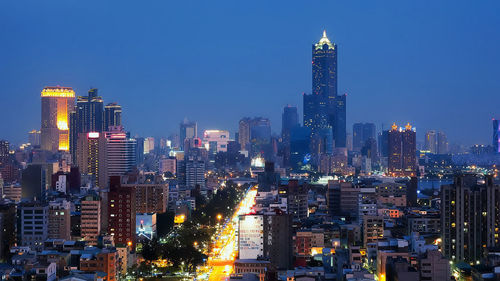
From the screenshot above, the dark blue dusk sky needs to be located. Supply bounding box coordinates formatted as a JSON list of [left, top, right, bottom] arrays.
[[1, 1, 499, 146]]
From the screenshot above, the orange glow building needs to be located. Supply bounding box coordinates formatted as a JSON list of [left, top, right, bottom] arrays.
[[40, 86, 75, 152]]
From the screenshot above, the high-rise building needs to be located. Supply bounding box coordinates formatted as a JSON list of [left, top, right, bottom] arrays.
[[40, 86, 75, 152], [238, 213, 293, 270], [353, 123, 376, 152], [494, 119, 500, 153], [363, 215, 384, 246], [280, 180, 308, 221], [28, 130, 41, 147], [47, 199, 71, 240], [436, 131, 448, 154], [0, 140, 8, 165], [306, 31, 346, 148], [282, 106, 299, 167], [388, 123, 416, 177], [81, 192, 101, 245], [104, 102, 122, 131], [238, 118, 251, 151], [184, 155, 205, 189], [19, 202, 48, 251], [425, 130, 448, 154], [105, 126, 137, 179], [180, 119, 197, 149], [108, 176, 136, 249], [144, 137, 155, 154], [76, 132, 107, 189], [124, 181, 168, 214], [76, 88, 104, 133], [424, 130, 437, 153], [203, 130, 230, 153], [282, 106, 299, 143], [441, 174, 500, 263]]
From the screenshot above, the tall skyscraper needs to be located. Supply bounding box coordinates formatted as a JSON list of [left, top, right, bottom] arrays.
[[424, 130, 437, 153], [40, 86, 75, 152], [108, 176, 136, 249], [180, 119, 197, 150], [436, 131, 448, 154], [305, 31, 346, 148], [77, 132, 107, 188], [0, 140, 9, 165], [425, 130, 448, 154], [493, 119, 500, 153], [388, 123, 416, 177], [353, 123, 376, 151], [441, 174, 500, 263], [238, 117, 251, 151], [282, 105, 299, 143], [81, 192, 101, 245], [105, 126, 137, 180], [104, 103, 122, 131], [282, 106, 299, 167], [28, 130, 41, 147]]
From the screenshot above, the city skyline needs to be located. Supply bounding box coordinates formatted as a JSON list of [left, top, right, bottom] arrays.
[[1, 1, 500, 146]]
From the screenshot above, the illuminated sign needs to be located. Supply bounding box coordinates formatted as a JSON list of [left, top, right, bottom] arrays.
[[174, 214, 186, 224], [136, 213, 157, 240], [88, 132, 100, 139], [238, 215, 263, 259]]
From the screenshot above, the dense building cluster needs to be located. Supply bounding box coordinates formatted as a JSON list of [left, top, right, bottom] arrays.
[[0, 30, 500, 281]]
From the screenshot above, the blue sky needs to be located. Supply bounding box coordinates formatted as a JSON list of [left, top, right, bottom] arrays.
[[1, 0, 499, 146]]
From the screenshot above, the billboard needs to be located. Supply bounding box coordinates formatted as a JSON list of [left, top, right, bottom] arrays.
[[136, 213, 157, 240], [238, 215, 264, 259]]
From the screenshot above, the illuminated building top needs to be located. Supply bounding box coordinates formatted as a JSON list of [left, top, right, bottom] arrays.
[[391, 122, 398, 131], [315, 30, 335, 50], [41, 86, 75, 98], [405, 122, 412, 131]]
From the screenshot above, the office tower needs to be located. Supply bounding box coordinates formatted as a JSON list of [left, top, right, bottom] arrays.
[[306, 30, 347, 148], [441, 174, 500, 263], [363, 215, 384, 246], [123, 181, 168, 214], [184, 155, 205, 189], [40, 86, 75, 152], [353, 123, 376, 152], [436, 131, 448, 154], [77, 132, 107, 189], [47, 199, 71, 240], [108, 176, 136, 249], [388, 123, 416, 177], [77, 88, 104, 132], [494, 119, 500, 153], [282, 106, 299, 143], [180, 119, 197, 149], [19, 202, 48, 251], [159, 156, 176, 175], [104, 102, 122, 131], [281, 180, 308, 221], [388, 124, 403, 176], [289, 126, 311, 171], [424, 130, 437, 153], [378, 131, 389, 158], [21, 164, 47, 200], [332, 94, 347, 147], [105, 126, 137, 178], [144, 137, 155, 154], [135, 137, 145, 164], [81, 192, 101, 245], [203, 130, 230, 153], [0, 140, 8, 165], [402, 123, 417, 175], [238, 213, 293, 270], [28, 130, 41, 147], [238, 117, 251, 151]]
